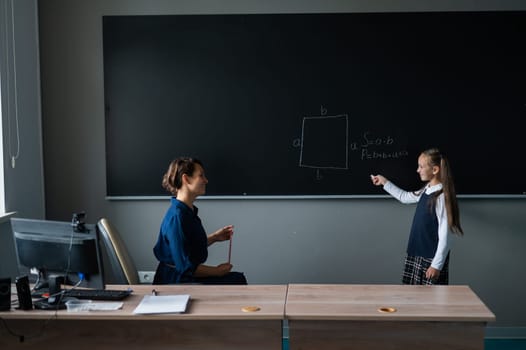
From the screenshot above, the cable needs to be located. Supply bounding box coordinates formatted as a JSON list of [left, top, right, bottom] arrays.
[[63, 226, 75, 282], [45, 228, 78, 311], [0, 312, 58, 343], [30, 269, 41, 294], [3, 0, 20, 168]]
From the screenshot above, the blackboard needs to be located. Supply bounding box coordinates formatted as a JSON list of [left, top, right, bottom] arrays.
[[103, 12, 526, 197]]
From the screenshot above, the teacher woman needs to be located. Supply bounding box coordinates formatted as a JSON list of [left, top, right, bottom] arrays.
[[152, 157, 247, 284]]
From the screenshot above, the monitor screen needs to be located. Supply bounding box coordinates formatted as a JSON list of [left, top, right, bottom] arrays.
[[10, 217, 105, 292]]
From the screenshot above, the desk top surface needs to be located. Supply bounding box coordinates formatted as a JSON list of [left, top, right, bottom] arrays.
[[5, 284, 495, 322], [285, 284, 496, 322], [5, 284, 287, 321]]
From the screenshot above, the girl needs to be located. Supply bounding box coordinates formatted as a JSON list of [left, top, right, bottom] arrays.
[[152, 157, 247, 284], [371, 148, 463, 285]]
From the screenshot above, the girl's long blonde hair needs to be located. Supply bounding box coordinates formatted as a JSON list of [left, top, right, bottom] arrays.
[[422, 148, 463, 235]]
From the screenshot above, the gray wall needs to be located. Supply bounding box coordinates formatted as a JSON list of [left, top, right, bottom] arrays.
[[3, 0, 524, 334], [0, 0, 44, 217], [0, 0, 45, 277]]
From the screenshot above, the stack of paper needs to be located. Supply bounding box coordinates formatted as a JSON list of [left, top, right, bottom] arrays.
[[133, 294, 190, 314]]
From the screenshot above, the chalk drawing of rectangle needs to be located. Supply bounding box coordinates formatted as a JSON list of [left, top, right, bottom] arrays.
[[299, 114, 349, 169]]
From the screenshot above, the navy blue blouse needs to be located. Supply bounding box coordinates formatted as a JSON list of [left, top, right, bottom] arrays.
[[153, 197, 208, 282]]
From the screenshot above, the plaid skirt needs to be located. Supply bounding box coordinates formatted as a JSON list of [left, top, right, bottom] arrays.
[[402, 254, 450, 285]]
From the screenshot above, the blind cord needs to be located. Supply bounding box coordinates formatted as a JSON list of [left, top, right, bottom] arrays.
[[4, 0, 20, 168]]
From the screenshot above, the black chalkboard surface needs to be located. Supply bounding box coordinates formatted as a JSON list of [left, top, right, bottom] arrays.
[[103, 12, 526, 197]]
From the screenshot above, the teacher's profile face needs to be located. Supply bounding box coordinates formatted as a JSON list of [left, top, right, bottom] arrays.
[[188, 164, 208, 195]]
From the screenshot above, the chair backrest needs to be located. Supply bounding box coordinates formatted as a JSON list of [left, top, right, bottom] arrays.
[[96, 218, 140, 285]]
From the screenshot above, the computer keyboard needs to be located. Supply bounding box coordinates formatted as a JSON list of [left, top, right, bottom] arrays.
[[63, 288, 132, 301]]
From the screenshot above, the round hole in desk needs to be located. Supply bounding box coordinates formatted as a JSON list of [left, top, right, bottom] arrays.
[[241, 306, 261, 312], [378, 307, 397, 313]]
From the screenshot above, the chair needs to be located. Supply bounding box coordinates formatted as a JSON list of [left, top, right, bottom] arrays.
[[96, 218, 140, 285]]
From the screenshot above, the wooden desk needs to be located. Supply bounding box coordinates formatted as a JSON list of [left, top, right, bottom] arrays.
[[0, 284, 287, 350], [285, 284, 495, 350]]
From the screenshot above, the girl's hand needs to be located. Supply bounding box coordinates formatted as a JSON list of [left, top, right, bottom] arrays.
[[425, 266, 440, 281], [370, 174, 388, 186]]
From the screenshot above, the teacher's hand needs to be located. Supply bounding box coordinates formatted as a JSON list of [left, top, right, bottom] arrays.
[[216, 263, 233, 276], [209, 225, 234, 245]]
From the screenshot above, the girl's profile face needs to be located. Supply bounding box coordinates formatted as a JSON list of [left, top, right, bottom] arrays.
[[417, 154, 439, 183]]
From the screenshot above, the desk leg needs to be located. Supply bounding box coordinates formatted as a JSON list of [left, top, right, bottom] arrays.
[[288, 320, 486, 350]]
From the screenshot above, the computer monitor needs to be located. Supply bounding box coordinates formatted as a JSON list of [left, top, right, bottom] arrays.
[[10, 217, 105, 294]]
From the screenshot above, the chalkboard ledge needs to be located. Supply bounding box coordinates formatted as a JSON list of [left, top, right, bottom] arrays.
[[105, 195, 526, 201]]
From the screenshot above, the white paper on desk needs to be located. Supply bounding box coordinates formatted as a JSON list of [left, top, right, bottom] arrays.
[[133, 294, 190, 314]]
